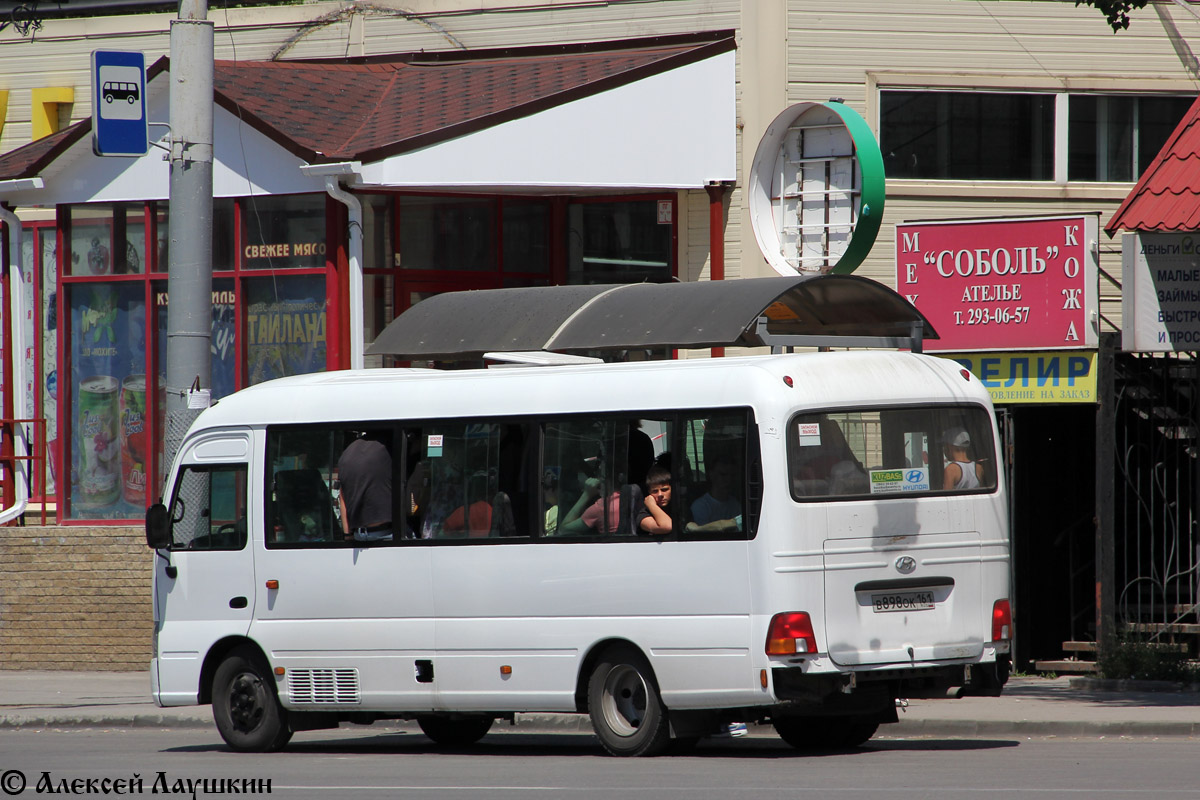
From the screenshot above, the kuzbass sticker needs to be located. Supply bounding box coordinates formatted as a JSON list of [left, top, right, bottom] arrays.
[[869, 468, 929, 494]]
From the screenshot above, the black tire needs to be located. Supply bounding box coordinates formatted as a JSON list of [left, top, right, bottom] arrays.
[[416, 715, 494, 746], [212, 646, 292, 752], [772, 716, 879, 750], [104, 93, 113, 103], [587, 645, 671, 757]]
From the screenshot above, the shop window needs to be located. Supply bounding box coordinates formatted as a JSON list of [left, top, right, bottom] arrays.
[[362, 194, 392, 271], [881, 89, 1191, 183], [503, 200, 550, 275], [28, 225, 59, 499], [398, 196, 496, 272], [241, 194, 327, 270], [244, 274, 328, 385], [65, 281, 148, 520], [155, 198, 236, 272], [566, 200, 673, 284], [65, 203, 149, 276]]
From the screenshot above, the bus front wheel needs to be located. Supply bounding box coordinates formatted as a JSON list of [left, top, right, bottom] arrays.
[[773, 715, 878, 750], [212, 646, 293, 752], [417, 715, 494, 746], [587, 646, 671, 757]]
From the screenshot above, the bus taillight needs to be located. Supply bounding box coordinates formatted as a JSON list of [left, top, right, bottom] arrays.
[[992, 599, 1012, 641], [766, 612, 818, 655]]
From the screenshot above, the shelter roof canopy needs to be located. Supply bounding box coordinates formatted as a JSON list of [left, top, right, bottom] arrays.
[[367, 275, 938, 361]]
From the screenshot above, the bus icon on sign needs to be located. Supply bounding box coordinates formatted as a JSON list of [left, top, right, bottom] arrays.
[[102, 81, 139, 104]]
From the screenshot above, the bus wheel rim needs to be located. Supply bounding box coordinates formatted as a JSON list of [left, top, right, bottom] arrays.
[[601, 664, 647, 737]]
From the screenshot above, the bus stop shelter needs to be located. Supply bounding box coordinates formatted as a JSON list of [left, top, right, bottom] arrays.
[[368, 274, 937, 362]]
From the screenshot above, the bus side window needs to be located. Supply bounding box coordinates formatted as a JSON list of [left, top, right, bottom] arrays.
[[266, 427, 343, 545]]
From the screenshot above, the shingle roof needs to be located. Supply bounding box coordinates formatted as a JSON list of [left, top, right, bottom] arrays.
[[217, 33, 733, 163], [1107, 93, 1200, 235], [0, 31, 734, 181]]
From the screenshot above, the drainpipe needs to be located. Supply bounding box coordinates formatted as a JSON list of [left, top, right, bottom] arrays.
[[301, 162, 364, 369], [706, 181, 732, 359], [0, 177, 45, 525]]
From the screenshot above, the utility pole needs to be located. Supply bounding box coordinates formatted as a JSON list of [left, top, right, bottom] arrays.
[[163, 0, 213, 472]]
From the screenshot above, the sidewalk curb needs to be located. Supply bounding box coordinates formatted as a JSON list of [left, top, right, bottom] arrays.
[[1069, 677, 1200, 693]]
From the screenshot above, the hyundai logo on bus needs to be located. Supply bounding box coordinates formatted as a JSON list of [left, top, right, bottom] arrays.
[[895, 556, 917, 574]]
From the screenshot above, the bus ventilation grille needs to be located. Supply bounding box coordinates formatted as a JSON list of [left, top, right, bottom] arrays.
[[287, 668, 361, 705]]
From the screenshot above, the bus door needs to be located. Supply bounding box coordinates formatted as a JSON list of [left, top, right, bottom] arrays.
[[249, 425, 435, 712], [152, 430, 256, 706]]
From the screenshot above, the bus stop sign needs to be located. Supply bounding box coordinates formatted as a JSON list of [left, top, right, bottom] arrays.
[[92, 50, 148, 157]]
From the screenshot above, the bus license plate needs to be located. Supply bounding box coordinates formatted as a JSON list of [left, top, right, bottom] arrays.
[[872, 591, 935, 613]]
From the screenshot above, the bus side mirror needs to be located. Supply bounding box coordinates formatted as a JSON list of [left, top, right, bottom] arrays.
[[146, 503, 170, 549]]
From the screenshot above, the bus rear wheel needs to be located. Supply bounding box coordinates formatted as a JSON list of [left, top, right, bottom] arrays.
[[212, 646, 292, 752], [587, 646, 671, 757], [772, 715, 879, 750], [417, 715, 494, 746]]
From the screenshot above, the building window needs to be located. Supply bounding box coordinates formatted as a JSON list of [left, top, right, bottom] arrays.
[[880, 89, 1191, 183], [1068, 95, 1193, 182]]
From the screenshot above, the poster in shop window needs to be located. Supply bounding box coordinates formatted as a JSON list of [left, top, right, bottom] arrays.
[[895, 215, 1100, 352]]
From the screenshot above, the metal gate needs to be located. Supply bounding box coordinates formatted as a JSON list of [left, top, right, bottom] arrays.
[[1112, 350, 1199, 645]]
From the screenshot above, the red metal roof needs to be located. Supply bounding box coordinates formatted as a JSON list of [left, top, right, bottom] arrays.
[[1107, 94, 1200, 235], [0, 31, 734, 180]]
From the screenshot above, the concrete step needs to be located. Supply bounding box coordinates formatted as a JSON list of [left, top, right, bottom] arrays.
[[1062, 641, 1097, 653], [1034, 659, 1098, 674]]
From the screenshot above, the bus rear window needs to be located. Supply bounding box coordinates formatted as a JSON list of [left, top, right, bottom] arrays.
[[787, 406, 997, 500]]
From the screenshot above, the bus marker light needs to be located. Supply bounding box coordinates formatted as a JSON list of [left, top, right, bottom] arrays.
[[265, 580, 279, 590], [960, 369, 971, 382], [760, 669, 768, 689], [274, 667, 285, 676], [992, 599, 1012, 641], [500, 665, 512, 675], [765, 612, 817, 655], [783, 375, 794, 388]]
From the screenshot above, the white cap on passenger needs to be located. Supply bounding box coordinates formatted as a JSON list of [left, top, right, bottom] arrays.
[[943, 428, 970, 448]]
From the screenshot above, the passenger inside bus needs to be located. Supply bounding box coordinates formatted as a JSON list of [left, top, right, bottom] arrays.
[[942, 427, 985, 490], [637, 465, 674, 536], [443, 470, 494, 537], [685, 455, 742, 533], [336, 429, 394, 542]]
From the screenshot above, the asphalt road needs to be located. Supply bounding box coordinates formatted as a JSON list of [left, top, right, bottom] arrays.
[[1, 727, 1198, 799]]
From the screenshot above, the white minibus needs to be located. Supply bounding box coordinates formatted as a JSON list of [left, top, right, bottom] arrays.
[[146, 350, 1011, 756]]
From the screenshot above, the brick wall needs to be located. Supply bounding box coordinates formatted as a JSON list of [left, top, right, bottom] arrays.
[[0, 525, 151, 671]]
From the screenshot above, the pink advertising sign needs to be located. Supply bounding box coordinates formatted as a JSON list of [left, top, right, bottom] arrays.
[[896, 215, 1099, 352]]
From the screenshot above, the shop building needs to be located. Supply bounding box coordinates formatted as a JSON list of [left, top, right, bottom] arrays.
[[1, 0, 1198, 670]]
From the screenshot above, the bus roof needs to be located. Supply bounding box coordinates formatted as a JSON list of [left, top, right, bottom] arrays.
[[190, 351, 991, 432]]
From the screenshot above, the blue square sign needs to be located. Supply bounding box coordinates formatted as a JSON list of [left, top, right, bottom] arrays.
[[92, 50, 148, 157]]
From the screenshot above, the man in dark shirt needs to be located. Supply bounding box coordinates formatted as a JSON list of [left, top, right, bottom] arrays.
[[337, 431, 393, 542]]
